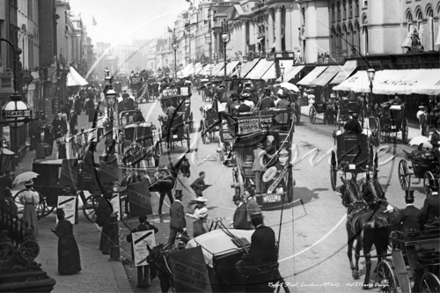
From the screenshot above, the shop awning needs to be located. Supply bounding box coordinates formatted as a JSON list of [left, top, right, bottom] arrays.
[[194, 63, 203, 74], [262, 60, 290, 81], [180, 64, 194, 77], [232, 58, 260, 77], [332, 70, 369, 93], [297, 66, 328, 86], [67, 66, 88, 87], [210, 62, 225, 76], [245, 59, 274, 79], [216, 60, 240, 77], [330, 60, 358, 85], [310, 66, 341, 87], [276, 65, 305, 82], [411, 69, 440, 95], [198, 64, 212, 76]]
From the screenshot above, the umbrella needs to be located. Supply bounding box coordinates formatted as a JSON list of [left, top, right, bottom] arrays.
[[13, 171, 39, 186], [279, 82, 299, 92], [409, 136, 433, 149]]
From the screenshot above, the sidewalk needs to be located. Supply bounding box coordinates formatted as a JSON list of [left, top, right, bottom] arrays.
[[300, 105, 422, 141]]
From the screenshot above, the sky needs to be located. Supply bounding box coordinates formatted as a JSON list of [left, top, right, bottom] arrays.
[[69, 0, 190, 46]]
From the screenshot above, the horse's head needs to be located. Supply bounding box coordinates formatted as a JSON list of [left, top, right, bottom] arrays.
[[340, 177, 364, 207], [361, 178, 386, 207], [147, 244, 175, 280]]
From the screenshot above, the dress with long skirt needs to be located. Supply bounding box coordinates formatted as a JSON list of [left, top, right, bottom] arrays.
[[55, 219, 82, 275], [96, 197, 112, 254], [20, 190, 39, 238]]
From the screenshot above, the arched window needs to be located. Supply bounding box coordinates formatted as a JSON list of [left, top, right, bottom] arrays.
[[354, 20, 361, 54], [426, 6, 435, 50], [342, 23, 348, 56], [348, 22, 354, 55], [337, 25, 342, 57], [406, 10, 413, 31], [330, 26, 336, 55], [362, 14, 369, 54]]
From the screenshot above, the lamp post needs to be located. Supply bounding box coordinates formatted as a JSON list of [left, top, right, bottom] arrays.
[[280, 63, 285, 82], [0, 38, 34, 172], [367, 68, 375, 118], [221, 20, 230, 82], [172, 30, 178, 81], [237, 63, 242, 78]]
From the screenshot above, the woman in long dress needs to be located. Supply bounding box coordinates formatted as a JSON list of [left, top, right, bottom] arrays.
[[51, 209, 81, 275], [186, 197, 209, 237], [19, 180, 40, 238]]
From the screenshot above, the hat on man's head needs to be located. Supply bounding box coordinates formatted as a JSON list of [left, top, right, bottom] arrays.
[[405, 190, 415, 201], [250, 212, 263, 220], [419, 105, 425, 109], [175, 189, 183, 198], [232, 195, 241, 202], [352, 112, 359, 118], [24, 179, 34, 187], [195, 197, 207, 203]]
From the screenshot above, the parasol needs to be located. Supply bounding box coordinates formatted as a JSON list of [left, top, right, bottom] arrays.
[[13, 171, 39, 187], [409, 136, 433, 149], [279, 82, 299, 92]]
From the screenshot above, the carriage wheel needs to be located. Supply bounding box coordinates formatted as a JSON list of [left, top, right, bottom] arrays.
[[376, 259, 398, 293], [13, 189, 52, 220], [401, 118, 408, 144], [398, 159, 410, 191], [423, 171, 435, 190], [330, 151, 337, 191], [419, 272, 440, 293], [309, 106, 317, 124], [83, 195, 98, 223]]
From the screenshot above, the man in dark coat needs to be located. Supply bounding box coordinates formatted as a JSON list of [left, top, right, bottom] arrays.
[[190, 171, 207, 197], [259, 89, 275, 110], [420, 188, 440, 226], [168, 190, 186, 246], [96, 190, 113, 255], [236, 213, 279, 292], [430, 124, 440, 148], [237, 99, 251, 113], [232, 195, 251, 229], [344, 112, 363, 133], [126, 215, 158, 288], [391, 190, 422, 233]]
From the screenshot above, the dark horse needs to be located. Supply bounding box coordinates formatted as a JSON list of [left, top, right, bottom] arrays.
[[147, 244, 176, 293], [340, 177, 390, 289]]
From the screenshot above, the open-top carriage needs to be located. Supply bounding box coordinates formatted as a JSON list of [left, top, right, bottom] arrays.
[[158, 90, 193, 151], [330, 129, 379, 191], [373, 102, 408, 143], [398, 148, 439, 195], [226, 108, 295, 208], [376, 227, 439, 293]]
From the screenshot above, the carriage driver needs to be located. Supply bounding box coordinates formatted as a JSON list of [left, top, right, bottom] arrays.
[[344, 111, 363, 134]]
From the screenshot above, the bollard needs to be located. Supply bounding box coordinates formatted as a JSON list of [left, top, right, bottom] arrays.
[[109, 213, 120, 261]]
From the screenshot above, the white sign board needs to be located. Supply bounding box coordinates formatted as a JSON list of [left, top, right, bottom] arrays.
[[111, 193, 121, 220], [180, 87, 189, 95], [132, 230, 156, 267], [57, 196, 77, 224]]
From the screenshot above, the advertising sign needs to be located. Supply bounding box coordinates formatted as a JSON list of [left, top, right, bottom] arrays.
[[169, 247, 212, 292], [237, 117, 259, 135], [127, 180, 152, 216], [111, 193, 121, 220], [132, 230, 156, 267], [163, 88, 179, 96], [57, 196, 77, 224]]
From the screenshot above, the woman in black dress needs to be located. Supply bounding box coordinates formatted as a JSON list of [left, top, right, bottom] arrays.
[[51, 209, 81, 275]]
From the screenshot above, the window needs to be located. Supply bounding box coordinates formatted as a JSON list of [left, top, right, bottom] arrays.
[[343, 0, 347, 19], [337, 2, 341, 20], [427, 7, 434, 50], [302, 7, 305, 24], [406, 11, 413, 31], [332, 4, 335, 22], [363, 0, 368, 7], [355, 0, 359, 16], [349, 0, 353, 18]]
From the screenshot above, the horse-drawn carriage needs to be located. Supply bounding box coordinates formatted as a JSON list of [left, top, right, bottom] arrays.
[[226, 108, 295, 207], [158, 90, 193, 151], [372, 102, 408, 143], [199, 104, 219, 144], [335, 94, 365, 125], [330, 129, 379, 191], [398, 148, 439, 195], [376, 228, 439, 293]]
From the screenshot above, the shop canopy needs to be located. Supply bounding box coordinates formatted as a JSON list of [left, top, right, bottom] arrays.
[[232, 58, 260, 77], [67, 66, 88, 87], [261, 60, 290, 81], [297, 66, 327, 86], [333, 69, 440, 95], [245, 59, 274, 79], [310, 66, 341, 87], [330, 60, 358, 85], [180, 64, 194, 77], [215, 60, 240, 77], [194, 63, 203, 74], [210, 62, 225, 76], [276, 65, 305, 82], [198, 64, 212, 76]]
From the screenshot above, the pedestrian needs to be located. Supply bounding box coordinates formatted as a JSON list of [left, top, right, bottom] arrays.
[[186, 197, 209, 237], [70, 110, 78, 134], [85, 93, 96, 127], [190, 171, 207, 197], [259, 88, 275, 110], [19, 180, 40, 238], [96, 190, 113, 255], [235, 212, 279, 293], [168, 189, 186, 246], [29, 112, 44, 151], [252, 143, 267, 194], [34, 132, 47, 160], [2, 187, 18, 216], [231, 195, 251, 229], [126, 215, 158, 288], [51, 208, 82, 275], [388, 190, 422, 234], [420, 186, 440, 226], [158, 188, 174, 218], [417, 105, 427, 136]]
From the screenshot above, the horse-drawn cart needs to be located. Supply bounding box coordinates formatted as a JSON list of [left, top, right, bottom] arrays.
[[375, 103, 408, 143]]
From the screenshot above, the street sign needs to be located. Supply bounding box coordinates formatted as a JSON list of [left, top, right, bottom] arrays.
[[132, 230, 156, 267], [3, 110, 31, 118]]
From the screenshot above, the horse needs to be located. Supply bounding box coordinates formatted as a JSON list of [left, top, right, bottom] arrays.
[[147, 243, 176, 293], [340, 177, 390, 289]]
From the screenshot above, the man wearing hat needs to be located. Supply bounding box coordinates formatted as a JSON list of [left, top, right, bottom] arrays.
[[259, 88, 275, 110], [417, 105, 427, 136], [420, 186, 440, 226], [389, 190, 422, 234], [236, 212, 278, 292], [19, 180, 40, 238], [231, 195, 251, 229], [344, 111, 362, 133], [168, 189, 186, 245], [186, 197, 209, 237]]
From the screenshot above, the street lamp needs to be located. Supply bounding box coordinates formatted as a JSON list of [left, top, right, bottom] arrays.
[[280, 63, 285, 82], [172, 30, 178, 81], [221, 19, 230, 82], [237, 63, 242, 78], [367, 68, 375, 117]]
